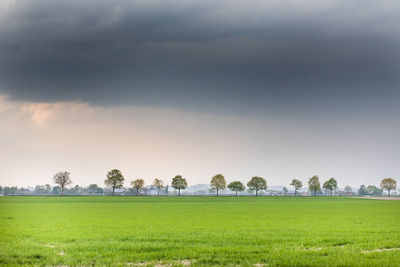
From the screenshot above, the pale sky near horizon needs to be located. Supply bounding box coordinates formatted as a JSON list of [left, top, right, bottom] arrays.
[[0, 0, 399, 188]]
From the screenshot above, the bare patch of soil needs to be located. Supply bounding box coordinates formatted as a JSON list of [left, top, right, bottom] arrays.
[[362, 248, 400, 253], [304, 247, 323, 251], [127, 259, 197, 266], [357, 197, 400, 200], [42, 244, 55, 248]]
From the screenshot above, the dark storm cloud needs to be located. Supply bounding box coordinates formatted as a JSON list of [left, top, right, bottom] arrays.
[[1, 0, 400, 112]]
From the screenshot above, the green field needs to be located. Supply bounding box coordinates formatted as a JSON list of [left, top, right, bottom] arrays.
[[1, 197, 399, 266]]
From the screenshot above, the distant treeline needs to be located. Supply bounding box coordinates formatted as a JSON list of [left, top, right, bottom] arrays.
[[1, 170, 398, 197]]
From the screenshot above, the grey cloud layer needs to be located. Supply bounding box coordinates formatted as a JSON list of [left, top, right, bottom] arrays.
[[1, 0, 400, 112]]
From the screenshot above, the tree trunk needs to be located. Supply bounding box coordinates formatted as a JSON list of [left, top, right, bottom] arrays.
[[158, 188, 160, 196], [137, 188, 139, 196], [235, 190, 238, 196], [388, 190, 391, 196], [61, 186, 64, 196], [295, 189, 297, 196], [256, 190, 258, 196], [331, 190, 333, 196], [178, 189, 181, 196], [112, 186, 115, 196], [314, 190, 316, 196], [216, 188, 219, 196]]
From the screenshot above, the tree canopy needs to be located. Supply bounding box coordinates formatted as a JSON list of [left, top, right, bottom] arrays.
[[290, 179, 302, 196], [210, 174, 226, 196], [366, 185, 382, 196], [308, 175, 321, 196], [358, 185, 367, 195], [380, 178, 397, 196], [323, 178, 338, 196], [131, 179, 145, 195], [247, 176, 267, 196], [344, 186, 353, 194], [153, 178, 164, 196], [87, 184, 104, 194], [171, 175, 187, 196], [227, 181, 245, 196], [104, 169, 124, 196]]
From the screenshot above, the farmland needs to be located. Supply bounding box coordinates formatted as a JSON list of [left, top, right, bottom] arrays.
[[1, 197, 399, 266]]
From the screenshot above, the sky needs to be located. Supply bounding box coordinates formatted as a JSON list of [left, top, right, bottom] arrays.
[[0, 0, 399, 188]]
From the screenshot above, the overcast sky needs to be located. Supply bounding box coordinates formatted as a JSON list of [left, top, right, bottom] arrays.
[[1, 0, 399, 188]]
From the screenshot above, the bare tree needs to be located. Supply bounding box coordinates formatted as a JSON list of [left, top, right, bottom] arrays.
[[153, 179, 163, 196], [210, 174, 226, 196], [104, 169, 124, 196], [53, 171, 72, 195]]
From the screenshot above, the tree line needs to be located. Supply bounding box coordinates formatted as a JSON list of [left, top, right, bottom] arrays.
[[1, 170, 398, 197]]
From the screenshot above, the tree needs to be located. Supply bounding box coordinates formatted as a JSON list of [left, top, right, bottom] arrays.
[[45, 184, 52, 193], [53, 171, 72, 195], [247, 176, 267, 196], [344, 186, 353, 194], [380, 178, 397, 196], [34, 185, 48, 195], [358, 185, 368, 196], [290, 179, 302, 196], [323, 178, 338, 196], [367, 185, 382, 196], [52, 186, 61, 195], [71, 185, 82, 195], [165, 185, 169, 195], [88, 184, 104, 194], [282, 187, 288, 196], [153, 179, 163, 196], [3, 187, 14, 195], [209, 187, 216, 195], [171, 175, 187, 196], [210, 174, 226, 196], [3, 187, 9, 195], [10, 187, 18, 195], [227, 181, 245, 196], [308, 175, 321, 196], [131, 179, 145, 196], [88, 184, 98, 194], [104, 169, 124, 196]]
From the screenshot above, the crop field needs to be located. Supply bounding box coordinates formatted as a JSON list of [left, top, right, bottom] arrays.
[[1, 197, 400, 266]]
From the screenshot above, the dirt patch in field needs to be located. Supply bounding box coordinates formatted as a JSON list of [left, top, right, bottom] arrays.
[[304, 247, 323, 251], [127, 259, 197, 266], [42, 244, 55, 248], [362, 248, 400, 253], [357, 197, 400, 200]]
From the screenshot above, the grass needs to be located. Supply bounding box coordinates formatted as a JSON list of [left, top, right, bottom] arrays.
[[1, 196, 399, 266]]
